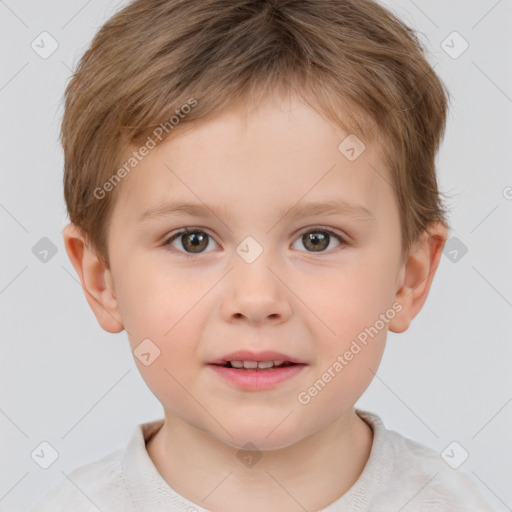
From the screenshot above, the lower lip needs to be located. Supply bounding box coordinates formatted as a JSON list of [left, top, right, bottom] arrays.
[[207, 364, 306, 390]]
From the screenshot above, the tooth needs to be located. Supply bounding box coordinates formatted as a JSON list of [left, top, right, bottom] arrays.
[[257, 361, 274, 369], [231, 361, 244, 368], [243, 361, 258, 369], [273, 360, 284, 366]]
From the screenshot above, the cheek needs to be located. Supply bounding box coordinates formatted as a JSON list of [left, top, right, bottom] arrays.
[[299, 256, 394, 397], [302, 257, 397, 340], [129, 319, 202, 415], [297, 332, 386, 421], [115, 258, 194, 335]]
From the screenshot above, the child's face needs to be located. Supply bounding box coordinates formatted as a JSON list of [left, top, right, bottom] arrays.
[[81, 93, 426, 449]]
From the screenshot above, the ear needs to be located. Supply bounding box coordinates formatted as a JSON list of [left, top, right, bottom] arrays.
[[389, 222, 448, 333], [62, 223, 124, 333]]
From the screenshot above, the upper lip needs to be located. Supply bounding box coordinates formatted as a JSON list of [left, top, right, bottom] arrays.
[[208, 350, 306, 365]]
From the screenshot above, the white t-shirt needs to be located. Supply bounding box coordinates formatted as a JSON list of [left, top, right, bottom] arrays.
[[29, 410, 494, 511]]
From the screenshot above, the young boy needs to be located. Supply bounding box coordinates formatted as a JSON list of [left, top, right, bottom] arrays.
[[31, 0, 495, 511]]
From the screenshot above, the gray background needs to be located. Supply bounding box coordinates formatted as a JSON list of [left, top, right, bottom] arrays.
[[1, 0, 511, 511]]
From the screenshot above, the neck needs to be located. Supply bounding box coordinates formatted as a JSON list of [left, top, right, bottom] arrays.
[[146, 410, 373, 512]]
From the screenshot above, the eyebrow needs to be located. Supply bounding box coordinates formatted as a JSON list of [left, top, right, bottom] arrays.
[[137, 199, 374, 223]]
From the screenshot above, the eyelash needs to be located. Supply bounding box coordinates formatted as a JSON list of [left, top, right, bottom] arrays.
[[162, 226, 347, 259]]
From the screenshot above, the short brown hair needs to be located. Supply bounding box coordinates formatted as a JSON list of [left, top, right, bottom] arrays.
[[61, 0, 450, 268]]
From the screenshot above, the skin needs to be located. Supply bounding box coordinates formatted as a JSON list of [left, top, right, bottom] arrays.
[[63, 90, 447, 512]]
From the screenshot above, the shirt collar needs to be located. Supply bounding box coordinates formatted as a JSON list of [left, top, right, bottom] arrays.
[[121, 409, 391, 512]]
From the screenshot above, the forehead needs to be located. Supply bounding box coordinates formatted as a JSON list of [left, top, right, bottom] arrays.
[[111, 93, 396, 229]]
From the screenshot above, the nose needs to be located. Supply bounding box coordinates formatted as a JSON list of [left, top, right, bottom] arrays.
[[220, 257, 292, 326]]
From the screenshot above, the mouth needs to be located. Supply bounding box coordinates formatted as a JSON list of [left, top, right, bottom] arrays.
[[206, 350, 307, 389], [208, 350, 306, 369], [207, 359, 306, 390], [211, 360, 302, 370]]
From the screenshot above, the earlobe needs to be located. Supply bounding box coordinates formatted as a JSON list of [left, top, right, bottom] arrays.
[[62, 223, 124, 333], [389, 223, 447, 333]]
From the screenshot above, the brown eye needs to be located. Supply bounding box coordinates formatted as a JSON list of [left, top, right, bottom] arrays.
[[164, 226, 346, 258], [302, 231, 329, 252], [181, 231, 208, 253], [292, 228, 345, 253], [165, 229, 218, 255]]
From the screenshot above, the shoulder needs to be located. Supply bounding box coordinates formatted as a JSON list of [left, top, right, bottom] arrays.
[[357, 410, 495, 511], [29, 419, 166, 512], [28, 447, 130, 512]]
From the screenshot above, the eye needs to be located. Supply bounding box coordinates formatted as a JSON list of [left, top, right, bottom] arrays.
[[163, 226, 347, 258], [291, 227, 346, 254], [164, 228, 219, 257]]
